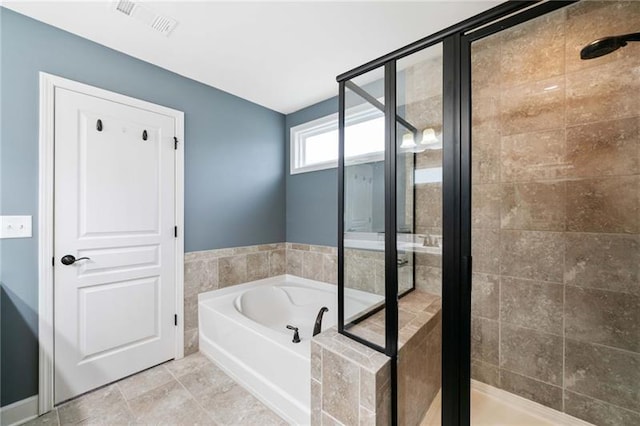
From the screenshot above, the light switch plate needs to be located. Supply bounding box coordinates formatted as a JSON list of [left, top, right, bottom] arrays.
[[0, 216, 33, 239]]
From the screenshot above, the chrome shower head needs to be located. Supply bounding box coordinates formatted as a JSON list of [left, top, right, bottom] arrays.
[[580, 32, 640, 60]]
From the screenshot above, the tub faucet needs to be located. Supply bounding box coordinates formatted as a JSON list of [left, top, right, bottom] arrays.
[[286, 325, 301, 343], [313, 307, 329, 337]]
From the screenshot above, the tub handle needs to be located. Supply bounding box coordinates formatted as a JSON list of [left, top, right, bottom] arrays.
[[286, 325, 301, 343]]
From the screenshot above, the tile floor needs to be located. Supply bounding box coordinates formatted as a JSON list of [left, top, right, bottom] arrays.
[[25, 353, 286, 426]]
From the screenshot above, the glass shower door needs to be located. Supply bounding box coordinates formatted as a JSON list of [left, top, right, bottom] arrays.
[[341, 66, 388, 347], [339, 46, 447, 424], [396, 43, 444, 425]]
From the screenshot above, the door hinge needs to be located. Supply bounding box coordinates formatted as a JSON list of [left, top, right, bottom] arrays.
[[174, 136, 178, 150], [174, 226, 178, 238], [52, 256, 55, 267], [174, 314, 178, 326]]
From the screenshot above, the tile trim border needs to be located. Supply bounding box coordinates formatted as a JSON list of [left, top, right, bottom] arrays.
[[0, 395, 38, 426], [185, 243, 287, 261]]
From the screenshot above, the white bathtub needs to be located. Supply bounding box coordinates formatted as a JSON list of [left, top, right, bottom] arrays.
[[198, 275, 383, 424]]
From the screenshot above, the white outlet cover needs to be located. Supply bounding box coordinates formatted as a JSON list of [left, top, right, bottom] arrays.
[[0, 215, 33, 239]]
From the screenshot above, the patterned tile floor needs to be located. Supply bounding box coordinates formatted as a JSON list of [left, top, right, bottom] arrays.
[[26, 353, 287, 425]]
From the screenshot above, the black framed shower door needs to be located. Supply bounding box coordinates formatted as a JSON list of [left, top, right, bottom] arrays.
[[336, 1, 579, 425]]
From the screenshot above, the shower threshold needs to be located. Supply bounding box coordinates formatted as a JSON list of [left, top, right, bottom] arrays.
[[421, 381, 593, 426]]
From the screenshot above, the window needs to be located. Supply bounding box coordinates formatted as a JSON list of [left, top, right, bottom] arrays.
[[290, 105, 384, 174]]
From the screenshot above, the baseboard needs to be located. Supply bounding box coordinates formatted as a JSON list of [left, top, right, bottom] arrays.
[[0, 396, 38, 426], [471, 380, 593, 426]]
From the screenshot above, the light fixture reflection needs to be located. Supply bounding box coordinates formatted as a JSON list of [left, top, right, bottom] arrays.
[[420, 128, 442, 150], [400, 132, 417, 150]]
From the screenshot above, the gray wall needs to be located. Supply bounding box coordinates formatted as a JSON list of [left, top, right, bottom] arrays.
[[285, 97, 339, 247], [0, 7, 285, 406]]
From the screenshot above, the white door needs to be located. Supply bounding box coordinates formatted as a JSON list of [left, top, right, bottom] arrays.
[[53, 87, 177, 404]]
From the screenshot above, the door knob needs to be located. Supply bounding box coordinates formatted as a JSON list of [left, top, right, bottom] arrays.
[[61, 255, 91, 265]]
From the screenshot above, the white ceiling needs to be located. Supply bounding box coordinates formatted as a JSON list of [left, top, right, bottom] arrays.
[[3, 1, 500, 113]]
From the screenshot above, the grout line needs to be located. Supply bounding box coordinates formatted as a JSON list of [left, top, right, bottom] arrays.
[[320, 346, 324, 417], [497, 276, 502, 385], [173, 370, 220, 426], [497, 320, 563, 338], [478, 269, 636, 299], [564, 282, 640, 297], [562, 13, 568, 407], [564, 337, 640, 357], [565, 388, 640, 417], [499, 366, 563, 390], [480, 270, 561, 286], [357, 366, 361, 423], [114, 382, 136, 422], [562, 156, 568, 413], [493, 173, 640, 186]]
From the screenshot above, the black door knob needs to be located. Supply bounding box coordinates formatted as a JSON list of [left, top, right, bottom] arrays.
[[61, 255, 91, 265]]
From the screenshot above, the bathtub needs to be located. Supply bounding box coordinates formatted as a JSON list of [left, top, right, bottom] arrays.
[[198, 275, 383, 424]]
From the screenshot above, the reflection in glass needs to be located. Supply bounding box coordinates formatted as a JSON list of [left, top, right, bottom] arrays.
[[342, 67, 387, 347], [396, 43, 443, 298], [396, 43, 444, 425]]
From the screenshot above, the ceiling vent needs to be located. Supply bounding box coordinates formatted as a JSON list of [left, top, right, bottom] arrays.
[[151, 15, 178, 36], [115, 0, 135, 16], [112, 0, 178, 37]]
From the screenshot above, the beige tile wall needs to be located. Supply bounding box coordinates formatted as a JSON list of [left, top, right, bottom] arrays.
[[344, 248, 385, 296], [183, 243, 287, 355], [470, 2, 640, 424], [312, 291, 443, 426], [311, 328, 392, 426], [286, 243, 338, 285], [183, 242, 337, 355]]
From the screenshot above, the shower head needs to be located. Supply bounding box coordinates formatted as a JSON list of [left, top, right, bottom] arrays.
[[580, 32, 640, 60]]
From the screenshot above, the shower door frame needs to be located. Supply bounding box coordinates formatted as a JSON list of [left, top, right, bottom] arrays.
[[336, 1, 580, 425], [457, 1, 580, 423]]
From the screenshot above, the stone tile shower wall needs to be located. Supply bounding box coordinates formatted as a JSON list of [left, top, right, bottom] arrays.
[[183, 242, 337, 355], [470, 2, 640, 424]]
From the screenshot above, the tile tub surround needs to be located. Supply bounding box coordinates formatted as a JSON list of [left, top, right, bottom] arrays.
[[312, 291, 442, 426], [285, 243, 338, 285], [184, 242, 337, 354], [24, 353, 285, 426], [469, 2, 640, 425], [343, 248, 416, 297], [311, 328, 392, 426], [183, 243, 287, 355]]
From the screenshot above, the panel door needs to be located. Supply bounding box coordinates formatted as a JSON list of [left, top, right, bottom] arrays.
[[53, 87, 176, 403]]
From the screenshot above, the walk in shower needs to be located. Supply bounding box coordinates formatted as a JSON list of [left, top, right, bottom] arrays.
[[470, 2, 639, 424], [336, 1, 639, 424]]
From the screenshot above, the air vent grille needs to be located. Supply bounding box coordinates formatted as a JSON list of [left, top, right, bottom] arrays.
[[112, 0, 178, 37], [151, 16, 178, 36], [115, 0, 135, 16]]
